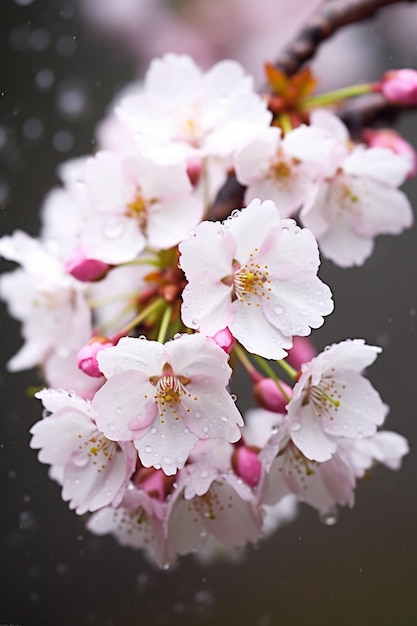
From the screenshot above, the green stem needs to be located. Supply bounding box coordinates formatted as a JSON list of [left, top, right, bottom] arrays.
[[120, 257, 162, 268], [157, 305, 172, 344], [299, 82, 374, 109], [118, 298, 165, 336], [233, 343, 260, 378], [276, 359, 297, 381], [278, 112, 292, 134], [87, 291, 139, 309], [252, 354, 291, 402]]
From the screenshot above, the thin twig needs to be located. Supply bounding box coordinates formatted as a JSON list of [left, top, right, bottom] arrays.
[[274, 0, 412, 77]]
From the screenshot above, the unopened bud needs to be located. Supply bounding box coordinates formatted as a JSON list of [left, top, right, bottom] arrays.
[[378, 69, 417, 105], [77, 336, 113, 377], [231, 445, 261, 487], [253, 377, 292, 413], [211, 328, 235, 354], [66, 248, 111, 282], [362, 128, 417, 178], [134, 467, 176, 500], [286, 336, 316, 371], [186, 158, 203, 187]]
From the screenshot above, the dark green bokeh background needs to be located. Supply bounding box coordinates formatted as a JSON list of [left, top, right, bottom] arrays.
[[1, 1, 416, 624]]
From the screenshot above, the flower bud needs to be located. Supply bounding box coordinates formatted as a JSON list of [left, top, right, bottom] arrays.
[[362, 128, 417, 178], [133, 467, 176, 500], [186, 158, 202, 187], [77, 336, 113, 377], [379, 69, 417, 105], [231, 444, 261, 487], [253, 377, 292, 413], [66, 248, 111, 282], [286, 336, 317, 371], [211, 327, 235, 354]]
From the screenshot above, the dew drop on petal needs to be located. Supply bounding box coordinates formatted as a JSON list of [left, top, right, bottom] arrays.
[[274, 305, 284, 315], [319, 507, 339, 526], [150, 427, 157, 434], [220, 414, 228, 422], [195, 412, 202, 419], [144, 445, 152, 453], [291, 422, 301, 432], [108, 423, 116, 432]]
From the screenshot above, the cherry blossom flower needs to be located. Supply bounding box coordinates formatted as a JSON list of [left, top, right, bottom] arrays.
[[87, 484, 168, 567], [234, 126, 321, 218], [83, 148, 202, 264], [290, 109, 413, 267], [31, 389, 137, 515], [286, 339, 386, 462], [166, 440, 262, 558], [179, 198, 333, 359], [0, 231, 91, 372], [117, 54, 272, 161], [92, 333, 243, 475]]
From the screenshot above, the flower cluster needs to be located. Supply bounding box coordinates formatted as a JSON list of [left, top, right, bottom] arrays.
[[1, 54, 411, 567]]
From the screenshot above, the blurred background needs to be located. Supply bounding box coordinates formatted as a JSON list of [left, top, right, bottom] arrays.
[[1, 1, 417, 624]]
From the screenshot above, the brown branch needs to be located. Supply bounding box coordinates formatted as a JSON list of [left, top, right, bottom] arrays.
[[274, 0, 410, 77]]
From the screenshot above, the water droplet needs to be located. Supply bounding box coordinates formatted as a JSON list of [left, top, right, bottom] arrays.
[[319, 507, 338, 526], [35, 68, 54, 90], [202, 425, 210, 433], [220, 414, 228, 422], [115, 407, 121, 415], [150, 427, 157, 434], [191, 318, 199, 327], [72, 454, 88, 468], [291, 422, 301, 432], [104, 219, 125, 239], [114, 365, 122, 375], [195, 411, 202, 419], [108, 423, 116, 431], [183, 427, 190, 434], [144, 445, 152, 453], [200, 470, 209, 479], [343, 423, 349, 430], [173, 333, 182, 340], [128, 419, 142, 430], [274, 305, 283, 315], [19, 510, 37, 532]]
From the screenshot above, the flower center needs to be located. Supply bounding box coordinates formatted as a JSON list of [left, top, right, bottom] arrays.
[[329, 172, 361, 215], [302, 374, 342, 421], [127, 192, 148, 228], [232, 251, 271, 306], [77, 430, 117, 473], [149, 367, 193, 422]]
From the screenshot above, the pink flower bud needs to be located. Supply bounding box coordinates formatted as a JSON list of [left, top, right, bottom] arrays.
[[231, 445, 261, 487], [134, 467, 176, 500], [379, 69, 417, 105], [65, 248, 111, 282], [186, 158, 203, 187], [211, 327, 235, 354], [362, 128, 417, 178], [77, 336, 113, 377], [286, 336, 317, 371], [253, 377, 292, 413]]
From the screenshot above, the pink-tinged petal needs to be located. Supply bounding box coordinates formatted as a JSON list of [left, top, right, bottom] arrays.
[[167, 494, 208, 557], [183, 466, 219, 499], [63, 440, 135, 514], [344, 146, 410, 187], [234, 127, 281, 184], [352, 181, 413, 237], [346, 431, 409, 475], [310, 109, 350, 145], [319, 454, 356, 508], [289, 399, 338, 462], [126, 152, 192, 199], [87, 498, 167, 567], [146, 195, 202, 251], [225, 198, 280, 262], [145, 54, 202, 100], [86, 151, 136, 213], [182, 380, 243, 443], [318, 212, 374, 267], [97, 336, 164, 379], [322, 373, 385, 439], [181, 273, 233, 335], [318, 339, 381, 373], [229, 296, 291, 359], [283, 124, 337, 172], [264, 276, 333, 339], [30, 410, 95, 466], [164, 333, 232, 385], [35, 388, 96, 416], [93, 371, 156, 441], [82, 214, 145, 264], [244, 175, 309, 220], [179, 220, 236, 280], [135, 416, 199, 475], [300, 183, 332, 239]]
